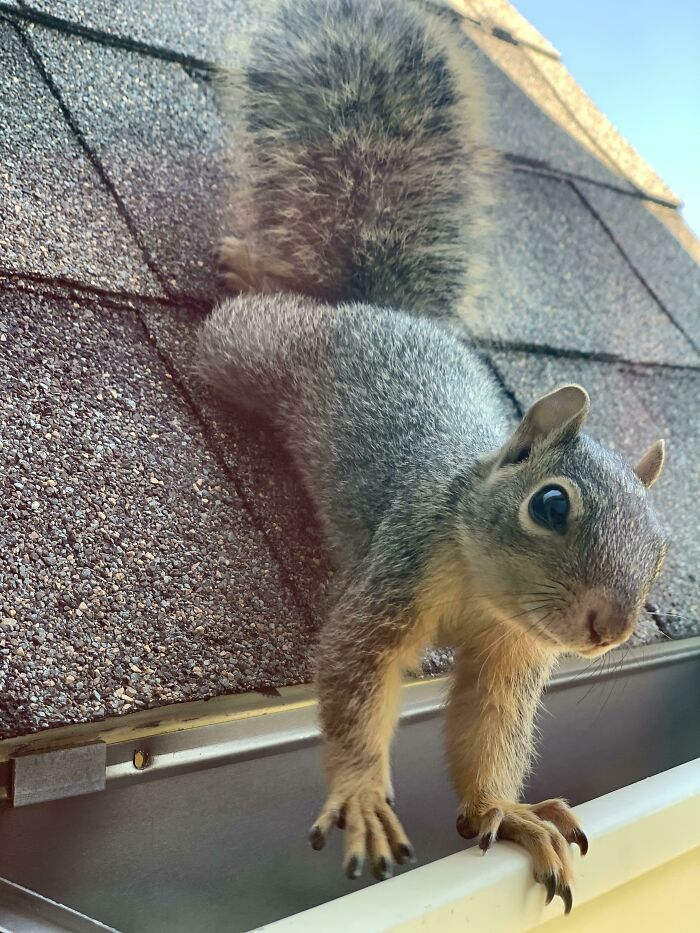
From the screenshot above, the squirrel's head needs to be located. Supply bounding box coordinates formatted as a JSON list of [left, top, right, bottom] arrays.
[[462, 385, 667, 658]]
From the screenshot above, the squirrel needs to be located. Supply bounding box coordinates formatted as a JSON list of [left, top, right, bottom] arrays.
[[198, 0, 668, 914]]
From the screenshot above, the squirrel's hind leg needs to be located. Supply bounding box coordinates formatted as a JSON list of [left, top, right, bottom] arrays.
[[216, 236, 258, 293], [216, 235, 296, 294]]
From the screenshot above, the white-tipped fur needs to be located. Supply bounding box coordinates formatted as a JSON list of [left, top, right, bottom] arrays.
[[216, 0, 495, 327], [199, 0, 667, 905]]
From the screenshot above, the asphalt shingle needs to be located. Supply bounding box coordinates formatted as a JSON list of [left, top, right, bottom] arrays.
[[470, 45, 637, 192], [26, 24, 229, 298], [473, 170, 700, 366], [459, 3, 677, 204], [0, 289, 317, 739], [491, 351, 700, 638], [17, 1, 644, 194], [0, 21, 160, 295], [22, 0, 253, 63], [575, 181, 700, 350], [139, 304, 333, 611]]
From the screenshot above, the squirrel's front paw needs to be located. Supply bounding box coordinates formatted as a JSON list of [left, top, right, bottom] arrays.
[[456, 798, 588, 914], [309, 782, 415, 881]]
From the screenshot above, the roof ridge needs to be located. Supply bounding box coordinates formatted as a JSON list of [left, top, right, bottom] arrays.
[[448, 0, 700, 266]]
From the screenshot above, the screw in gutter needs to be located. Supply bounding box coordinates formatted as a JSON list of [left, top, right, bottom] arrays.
[[133, 749, 151, 770]]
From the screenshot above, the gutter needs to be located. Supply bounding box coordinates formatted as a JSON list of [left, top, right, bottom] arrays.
[[0, 638, 698, 931], [3, 636, 700, 804], [254, 758, 700, 932]]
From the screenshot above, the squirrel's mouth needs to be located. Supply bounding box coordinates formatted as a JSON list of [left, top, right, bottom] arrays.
[[578, 638, 623, 659], [578, 644, 614, 660]]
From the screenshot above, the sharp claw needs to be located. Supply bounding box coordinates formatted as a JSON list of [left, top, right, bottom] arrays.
[[372, 855, 394, 881], [560, 884, 573, 915], [571, 828, 589, 856], [308, 825, 325, 851], [345, 855, 364, 880], [336, 813, 346, 830], [386, 793, 396, 809], [479, 832, 494, 854], [544, 873, 557, 906], [396, 842, 416, 865], [456, 814, 477, 839]]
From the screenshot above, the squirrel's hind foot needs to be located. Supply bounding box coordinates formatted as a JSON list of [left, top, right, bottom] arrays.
[[216, 236, 259, 293], [457, 797, 587, 915], [216, 235, 296, 294]]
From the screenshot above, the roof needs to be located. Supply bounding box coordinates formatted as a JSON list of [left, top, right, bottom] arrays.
[[1, 0, 698, 740]]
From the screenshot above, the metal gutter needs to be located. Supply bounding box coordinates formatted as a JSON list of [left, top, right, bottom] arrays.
[[3, 637, 699, 799], [103, 636, 700, 788], [253, 758, 700, 932], [0, 637, 698, 932], [103, 675, 446, 787], [550, 634, 700, 689], [0, 878, 118, 933]]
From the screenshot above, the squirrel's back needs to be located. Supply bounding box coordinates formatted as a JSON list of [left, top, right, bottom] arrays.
[[198, 294, 508, 560], [218, 0, 493, 326]]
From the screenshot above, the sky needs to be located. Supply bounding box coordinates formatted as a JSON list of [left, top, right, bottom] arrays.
[[513, 1, 700, 235]]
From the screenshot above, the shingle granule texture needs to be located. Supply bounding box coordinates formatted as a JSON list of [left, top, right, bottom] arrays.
[[137, 305, 334, 607], [27, 24, 229, 298], [0, 290, 319, 738], [472, 46, 638, 191], [24, 0, 254, 63], [576, 181, 700, 349], [0, 21, 161, 295], [473, 172, 700, 366]]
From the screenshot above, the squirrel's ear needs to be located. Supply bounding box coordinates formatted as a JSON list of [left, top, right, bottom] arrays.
[[634, 439, 665, 488], [497, 384, 590, 467]]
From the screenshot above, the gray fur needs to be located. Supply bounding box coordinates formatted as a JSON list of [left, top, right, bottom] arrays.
[[198, 0, 667, 887], [198, 296, 505, 577], [217, 0, 494, 325], [197, 294, 665, 646]]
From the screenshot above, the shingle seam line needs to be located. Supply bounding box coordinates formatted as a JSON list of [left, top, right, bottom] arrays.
[[510, 35, 677, 208], [13, 22, 177, 300], [429, 2, 560, 60], [504, 155, 680, 210], [648, 608, 699, 637], [0, 277, 317, 627], [474, 336, 700, 375], [129, 305, 322, 631], [4, 272, 697, 378], [6, 4, 673, 214], [476, 351, 524, 418], [0, 270, 322, 630], [6, 0, 557, 75], [569, 180, 700, 357], [3, 2, 214, 75], [0, 269, 211, 315], [14, 20, 189, 297], [0, 301, 692, 638], [5, 2, 682, 213]]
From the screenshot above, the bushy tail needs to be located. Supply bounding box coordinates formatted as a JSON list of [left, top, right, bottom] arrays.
[[217, 0, 494, 326]]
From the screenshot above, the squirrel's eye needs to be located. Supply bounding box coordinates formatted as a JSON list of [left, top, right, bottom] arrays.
[[528, 485, 569, 534]]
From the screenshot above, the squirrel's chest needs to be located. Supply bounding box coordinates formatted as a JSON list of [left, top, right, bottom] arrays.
[[407, 547, 485, 658]]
